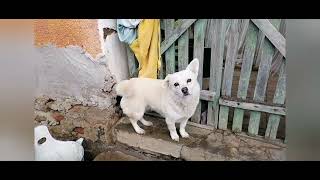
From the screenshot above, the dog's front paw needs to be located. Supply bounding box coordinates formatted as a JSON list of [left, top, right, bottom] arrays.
[[170, 133, 180, 142], [180, 130, 190, 138]]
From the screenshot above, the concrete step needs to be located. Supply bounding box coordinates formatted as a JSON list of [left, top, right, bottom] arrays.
[[94, 150, 142, 161], [113, 115, 286, 161], [93, 142, 179, 161]]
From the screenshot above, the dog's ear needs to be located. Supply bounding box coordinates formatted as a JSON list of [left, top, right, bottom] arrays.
[[187, 58, 199, 76], [162, 74, 171, 88]]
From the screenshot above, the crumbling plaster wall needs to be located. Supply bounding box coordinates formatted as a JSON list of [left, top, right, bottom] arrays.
[[34, 19, 128, 108], [34, 19, 129, 159], [99, 19, 129, 83]]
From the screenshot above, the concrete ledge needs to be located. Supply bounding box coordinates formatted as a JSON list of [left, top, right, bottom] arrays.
[[116, 128, 183, 158], [94, 150, 142, 161], [114, 116, 286, 161], [180, 146, 227, 161]]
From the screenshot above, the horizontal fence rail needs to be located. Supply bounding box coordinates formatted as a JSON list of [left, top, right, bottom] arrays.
[[127, 19, 286, 142]]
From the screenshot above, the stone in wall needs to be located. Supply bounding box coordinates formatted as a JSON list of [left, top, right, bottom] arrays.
[[34, 94, 122, 160]]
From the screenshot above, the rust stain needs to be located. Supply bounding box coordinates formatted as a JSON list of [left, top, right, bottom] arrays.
[[34, 19, 102, 60]]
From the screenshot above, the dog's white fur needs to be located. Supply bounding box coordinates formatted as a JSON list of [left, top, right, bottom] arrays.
[[116, 58, 200, 142]]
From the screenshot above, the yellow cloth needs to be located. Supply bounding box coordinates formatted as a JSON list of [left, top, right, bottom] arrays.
[[129, 19, 161, 79]]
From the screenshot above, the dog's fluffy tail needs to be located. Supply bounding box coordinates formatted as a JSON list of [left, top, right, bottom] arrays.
[[116, 80, 133, 97]]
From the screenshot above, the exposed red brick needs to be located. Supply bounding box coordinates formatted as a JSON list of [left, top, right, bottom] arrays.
[[73, 127, 84, 134], [51, 112, 64, 122]]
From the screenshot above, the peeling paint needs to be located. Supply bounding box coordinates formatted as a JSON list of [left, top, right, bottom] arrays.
[[98, 19, 129, 82], [34, 19, 103, 61], [34, 19, 129, 108], [103, 28, 116, 39]]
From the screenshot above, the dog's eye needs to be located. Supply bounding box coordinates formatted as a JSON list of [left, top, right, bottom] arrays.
[[187, 79, 192, 83], [174, 83, 179, 87]]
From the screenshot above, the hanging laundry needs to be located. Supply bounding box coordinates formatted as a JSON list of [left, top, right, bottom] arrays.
[[117, 19, 161, 79], [117, 19, 142, 44]]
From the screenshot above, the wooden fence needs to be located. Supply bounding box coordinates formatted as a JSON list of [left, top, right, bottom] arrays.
[[126, 19, 286, 142]]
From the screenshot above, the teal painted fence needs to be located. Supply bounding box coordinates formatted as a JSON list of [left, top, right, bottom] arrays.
[[127, 19, 286, 142]]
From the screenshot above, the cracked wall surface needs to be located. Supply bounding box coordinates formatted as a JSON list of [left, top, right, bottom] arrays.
[[34, 19, 128, 108], [34, 44, 116, 109], [33, 20, 128, 158]]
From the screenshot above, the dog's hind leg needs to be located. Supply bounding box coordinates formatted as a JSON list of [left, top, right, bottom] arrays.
[[127, 111, 145, 134], [129, 117, 145, 134], [121, 98, 146, 134], [139, 118, 153, 126]]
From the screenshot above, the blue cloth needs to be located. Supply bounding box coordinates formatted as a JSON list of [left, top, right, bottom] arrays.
[[117, 19, 142, 44]]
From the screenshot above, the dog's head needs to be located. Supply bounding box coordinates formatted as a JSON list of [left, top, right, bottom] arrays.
[[163, 58, 199, 97]]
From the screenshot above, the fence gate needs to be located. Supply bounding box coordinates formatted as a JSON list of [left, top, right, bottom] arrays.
[[126, 19, 286, 142]]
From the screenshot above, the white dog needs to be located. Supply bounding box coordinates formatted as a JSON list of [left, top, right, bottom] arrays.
[[116, 58, 200, 142]]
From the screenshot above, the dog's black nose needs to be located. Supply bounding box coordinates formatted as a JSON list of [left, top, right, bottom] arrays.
[[181, 87, 189, 95]]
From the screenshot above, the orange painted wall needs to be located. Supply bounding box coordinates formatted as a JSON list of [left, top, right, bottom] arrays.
[[34, 19, 102, 60]]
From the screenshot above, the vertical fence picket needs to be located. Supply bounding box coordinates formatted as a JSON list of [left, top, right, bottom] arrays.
[[265, 61, 286, 139], [191, 19, 207, 123], [248, 19, 281, 136], [232, 21, 259, 132], [165, 19, 175, 75], [218, 19, 239, 130], [206, 19, 226, 127]]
